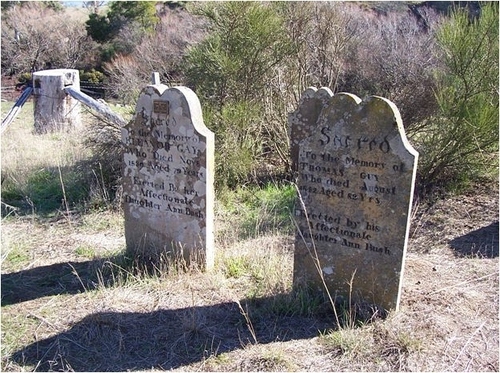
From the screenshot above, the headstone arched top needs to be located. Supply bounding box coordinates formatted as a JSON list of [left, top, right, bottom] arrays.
[[288, 86, 334, 171]]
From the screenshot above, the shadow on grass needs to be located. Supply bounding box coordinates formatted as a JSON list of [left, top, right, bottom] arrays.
[[4, 257, 338, 371], [1, 257, 119, 306], [449, 221, 499, 258], [9, 299, 335, 371]]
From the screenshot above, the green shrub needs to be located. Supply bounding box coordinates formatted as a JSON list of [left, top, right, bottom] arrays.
[[80, 69, 104, 83], [184, 2, 294, 189], [415, 3, 499, 193], [219, 183, 296, 238], [203, 102, 263, 189], [1, 167, 88, 215], [17, 72, 32, 84]]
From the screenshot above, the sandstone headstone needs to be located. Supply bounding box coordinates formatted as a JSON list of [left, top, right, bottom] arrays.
[[293, 92, 418, 311], [122, 83, 215, 269], [33, 69, 81, 133], [289, 87, 333, 172]]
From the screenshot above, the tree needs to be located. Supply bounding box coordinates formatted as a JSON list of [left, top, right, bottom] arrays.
[[1, 2, 97, 75], [185, 2, 293, 108], [83, 1, 105, 14], [416, 2, 499, 193], [85, 1, 159, 43], [85, 13, 112, 43], [108, 1, 158, 31], [331, 5, 443, 131], [103, 7, 206, 103]]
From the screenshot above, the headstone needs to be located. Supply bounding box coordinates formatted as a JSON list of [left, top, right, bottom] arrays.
[[293, 92, 418, 312], [122, 83, 215, 270], [289, 87, 333, 172], [33, 69, 81, 133]]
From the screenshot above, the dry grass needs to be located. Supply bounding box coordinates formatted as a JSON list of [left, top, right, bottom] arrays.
[[1, 101, 498, 372], [1, 101, 89, 177]]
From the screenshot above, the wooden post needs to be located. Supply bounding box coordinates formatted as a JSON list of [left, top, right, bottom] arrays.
[[151, 72, 160, 85], [33, 69, 81, 133], [1, 87, 33, 134], [63, 86, 126, 127]]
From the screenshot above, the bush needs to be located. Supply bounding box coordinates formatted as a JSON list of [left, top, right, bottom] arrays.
[[104, 8, 206, 104], [415, 3, 499, 193], [335, 5, 443, 131], [85, 1, 159, 44], [184, 2, 294, 189], [204, 102, 263, 189], [80, 68, 105, 83], [218, 182, 296, 239]]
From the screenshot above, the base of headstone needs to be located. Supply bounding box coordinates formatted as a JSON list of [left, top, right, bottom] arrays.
[[124, 230, 209, 272]]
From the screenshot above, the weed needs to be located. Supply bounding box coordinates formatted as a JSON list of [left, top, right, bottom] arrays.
[[1, 312, 40, 358], [75, 245, 96, 259], [236, 300, 258, 345], [215, 234, 293, 301], [1, 104, 108, 216], [217, 183, 296, 240], [251, 286, 328, 318], [80, 210, 123, 233], [320, 328, 365, 358], [292, 183, 342, 327], [223, 256, 250, 278], [3, 245, 31, 267], [371, 321, 424, 370], [249, 350, 296, 371]]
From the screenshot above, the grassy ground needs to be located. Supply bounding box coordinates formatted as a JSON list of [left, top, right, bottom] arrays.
[[1, 100, 498, 371]]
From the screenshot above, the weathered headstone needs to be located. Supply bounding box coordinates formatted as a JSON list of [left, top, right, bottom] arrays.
[[289, 87, 333, 172], [33, 69, 81, 133], [293, 92, 418, 311], [122, 83, 215, 269]]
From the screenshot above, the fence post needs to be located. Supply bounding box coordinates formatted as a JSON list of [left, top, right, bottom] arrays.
[[33, 69, 81, 133]]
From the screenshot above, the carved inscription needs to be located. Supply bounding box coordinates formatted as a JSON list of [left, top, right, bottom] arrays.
[[122, 107, 205, 219], [296, 144, 405, 255], [293, 93, 418, 311]]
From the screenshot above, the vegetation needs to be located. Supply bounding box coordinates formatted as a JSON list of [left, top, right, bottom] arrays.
[[184, 2, 295, 189], [86, 1, 158, 43], [1, 2, 96, 75], [1, 103, 498, 370], [1, 3, 498, 368], [86, 1, 159, 60], [2, 1, 496, 195], [416, 2, 499, 193]]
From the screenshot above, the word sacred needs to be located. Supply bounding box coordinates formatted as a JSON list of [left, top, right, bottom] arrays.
[[319, 129, 391, 154]]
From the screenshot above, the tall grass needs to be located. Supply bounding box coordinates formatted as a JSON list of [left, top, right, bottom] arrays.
[[1, 102, 117, 216]]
